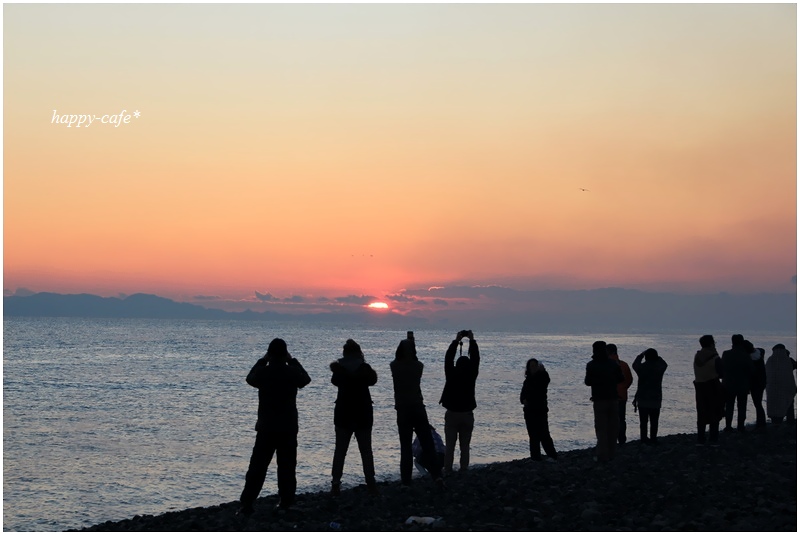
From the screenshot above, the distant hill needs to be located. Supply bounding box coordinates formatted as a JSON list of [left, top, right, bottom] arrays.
[[3, 289, 797, 334], [1, 292, 412, 326], [420, 287, 798, 334]]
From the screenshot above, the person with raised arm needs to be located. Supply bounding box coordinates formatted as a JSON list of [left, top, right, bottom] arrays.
[[439, 329, 480, 473], [390, 331, 444, 488], [238, 338, 311, 516]]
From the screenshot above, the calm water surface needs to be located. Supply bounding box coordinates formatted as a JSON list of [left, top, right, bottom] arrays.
[[3, 317, 795, 531]]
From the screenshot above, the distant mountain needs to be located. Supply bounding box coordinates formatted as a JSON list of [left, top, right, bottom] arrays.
[[3, 292, 231, 319], [2, 292, 414, 326], [420, 288, 798, 334], [3, 289, 796, 334]]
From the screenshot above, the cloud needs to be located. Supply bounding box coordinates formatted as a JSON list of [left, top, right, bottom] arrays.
[[193, 295, 220, 301], [335, 294, 377, 305], [386, 293, 428, 305], [405, 285, 517, 300], [255, 291, 278, 302], [317, 297, 331, 303], [283, 295, 305, 303], [433, 299, 449, 306], [386, 293, 414, 303]]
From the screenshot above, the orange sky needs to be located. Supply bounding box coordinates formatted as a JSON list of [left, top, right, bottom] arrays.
[[4, 4, 797, 306]]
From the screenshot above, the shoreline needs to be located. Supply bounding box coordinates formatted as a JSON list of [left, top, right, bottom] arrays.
[[77, 423, 796, 531]]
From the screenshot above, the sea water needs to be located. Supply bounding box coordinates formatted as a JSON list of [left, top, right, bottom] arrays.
[[3, 317, 796, 531]]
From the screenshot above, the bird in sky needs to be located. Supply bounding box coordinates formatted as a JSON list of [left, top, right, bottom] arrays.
[[579, 188, 590, 192]]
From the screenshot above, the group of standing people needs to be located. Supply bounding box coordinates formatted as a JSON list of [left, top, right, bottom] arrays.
[[583, 340, 669, 462], [237, 330, 482, 516], [693, 334, 797, 445], [236, 331, 795, 515]]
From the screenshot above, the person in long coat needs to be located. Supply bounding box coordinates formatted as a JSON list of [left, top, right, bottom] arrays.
[[765, 344, 796, 424]]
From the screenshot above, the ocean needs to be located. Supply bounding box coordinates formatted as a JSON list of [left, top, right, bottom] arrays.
[[3, 317, 796, 531]]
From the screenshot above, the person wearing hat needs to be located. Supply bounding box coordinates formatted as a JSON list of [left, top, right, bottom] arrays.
[[238, 338, 311, 515], [329, 339, 378, 496]]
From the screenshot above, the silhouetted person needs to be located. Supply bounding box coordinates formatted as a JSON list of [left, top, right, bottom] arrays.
[[238, 338, 311, 515], [330, 339, 378, 496], [722, 334, 754, 432], [585, 340, 624, 462], [520, 358, 558, 461], [390, 333, 444, 487], [747, 343, 767, 428], [766, 344, 796, 424], [632, 348, 668, 444], [438, 330, 480, 473], [412, 424, 445, 476], [693, 334, 724, 445], [607, 344, 633, 445]]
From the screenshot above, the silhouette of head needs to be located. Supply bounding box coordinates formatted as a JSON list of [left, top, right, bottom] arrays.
[[267, 338, 289, 363], [343, 339, 363, 358], [606, 343, 618, 356], [455, 356, 470, 370], [743, 340, 755, 353], [395, 338, 416, 360], [773, 343, 786, 351], [644, 348, 658, 360], [525, 358, 539, 377], [699, 335, 715, 349], [592, 341, 607, 357], [732, 334, 744, 347]]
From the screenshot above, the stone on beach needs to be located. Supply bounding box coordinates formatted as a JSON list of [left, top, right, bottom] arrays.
[[77, 424, 796, 532]]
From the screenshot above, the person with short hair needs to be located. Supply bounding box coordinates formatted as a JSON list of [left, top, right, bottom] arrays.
[[238, 338, 311, 515], [584, 340, 624, 462], [746, 342, 767, 428], [721, 334, 754, 432], [693, 334, 724, 445], [439, 330, 480, 473], [329, 339, 378, 496]]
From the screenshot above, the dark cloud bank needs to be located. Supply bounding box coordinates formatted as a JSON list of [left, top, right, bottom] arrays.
[[3, 287, 796, 334]]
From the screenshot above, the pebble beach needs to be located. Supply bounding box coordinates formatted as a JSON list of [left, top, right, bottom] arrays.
[[79, 422, 796, 532]]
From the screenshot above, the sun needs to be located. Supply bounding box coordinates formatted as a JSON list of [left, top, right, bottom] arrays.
[[367, 302, 389, 310]]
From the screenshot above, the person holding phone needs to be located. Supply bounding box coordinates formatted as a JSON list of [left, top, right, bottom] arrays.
[[390, 331, 444, 488]]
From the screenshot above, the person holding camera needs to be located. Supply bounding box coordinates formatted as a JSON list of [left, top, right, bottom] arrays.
[[632, 348, 668, 444], [238, 338, 311, 516], [390, 332, 444, 487], [438, 330, 480, 473]]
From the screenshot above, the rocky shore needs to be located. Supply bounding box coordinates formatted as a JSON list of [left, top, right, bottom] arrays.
[[80, 423, 796, 532]]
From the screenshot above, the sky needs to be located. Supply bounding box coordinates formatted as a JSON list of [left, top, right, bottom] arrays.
[[4, 4, 797, 315]]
